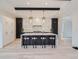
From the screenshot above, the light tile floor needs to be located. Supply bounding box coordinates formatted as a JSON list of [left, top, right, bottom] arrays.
[[0, 39, 78, 59]]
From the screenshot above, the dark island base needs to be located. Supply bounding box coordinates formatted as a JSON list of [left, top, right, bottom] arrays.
[[22, 35, 56, 48]]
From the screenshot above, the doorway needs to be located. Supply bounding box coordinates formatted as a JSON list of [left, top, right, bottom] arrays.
[[61, 18, 72, 45], [16, 18, 23, 38]]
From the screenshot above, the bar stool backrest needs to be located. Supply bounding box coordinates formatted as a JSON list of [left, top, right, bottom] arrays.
[[50, 37, 55, 40]]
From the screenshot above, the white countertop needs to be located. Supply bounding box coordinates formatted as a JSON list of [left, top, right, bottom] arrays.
[[21, 33, 57, 36]]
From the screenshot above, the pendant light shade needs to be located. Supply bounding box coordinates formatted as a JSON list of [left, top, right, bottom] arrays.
[[42, 10, 46, 20], [29, 16, 33, 19], [42, 16, 46, 19], [29, 10, 33, 19]]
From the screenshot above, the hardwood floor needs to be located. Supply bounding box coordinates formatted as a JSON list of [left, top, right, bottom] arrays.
[[0, 39, 77, 59]]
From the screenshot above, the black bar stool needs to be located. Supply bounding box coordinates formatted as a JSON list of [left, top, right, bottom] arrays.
[[24, 37, 30, 48], [41, 36, 46, 48], [32, 37, 37, 48], [49, 37, 55, 48]]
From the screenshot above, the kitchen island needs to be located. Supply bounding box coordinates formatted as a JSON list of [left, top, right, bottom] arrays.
[[21, 32, 57, 48]]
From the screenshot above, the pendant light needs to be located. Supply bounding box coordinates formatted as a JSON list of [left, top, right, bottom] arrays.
[[29, 10, 33, 20], [42, 10, 46, 23], [42, 10, 46, 20]]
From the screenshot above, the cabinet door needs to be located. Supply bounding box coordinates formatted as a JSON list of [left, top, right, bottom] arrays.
[[51, 18, 58, 34]]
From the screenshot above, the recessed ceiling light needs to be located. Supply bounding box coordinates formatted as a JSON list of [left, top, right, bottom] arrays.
[[26, 2, 30, 5], [44, 2, 48, 5]]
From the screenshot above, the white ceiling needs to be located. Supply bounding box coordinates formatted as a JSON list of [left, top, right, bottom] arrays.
[[0, 0, 77, 18]]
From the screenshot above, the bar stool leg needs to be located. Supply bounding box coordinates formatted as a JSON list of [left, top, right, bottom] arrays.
[[42, 45, 43, 48], [35, 45, 37, 48], [44, 40, 46, 48], [35, 42, 37, 48], [33, 45, 34, 48], [24, 45, 25, 48], [54, 45, 55, 48], [44, 44, 46, 48], [42, 41, 43, 48], [52, 45, 53, 48], [42, 40, 44, 48], [23, 46, 25, 48], [26, 45, 27, 48], [35, 40, 37, 48], [32, 39, 34, 48]]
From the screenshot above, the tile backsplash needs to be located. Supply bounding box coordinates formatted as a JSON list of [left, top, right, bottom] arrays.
[[23, 17, 51, 32]]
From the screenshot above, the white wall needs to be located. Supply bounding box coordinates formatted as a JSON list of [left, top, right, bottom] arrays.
[[0, 17, 3, 48], [72, 13, 78, 47], [61, 17, 72, 38], [3, 16, 15, 46], [71, 0, 78, 47], [0, 16, 15, 48], [59, 0, 78, 47]]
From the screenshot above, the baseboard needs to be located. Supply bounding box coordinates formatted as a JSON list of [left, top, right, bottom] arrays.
[[3, 40, 16, 48], [72, 47, 78, 50]]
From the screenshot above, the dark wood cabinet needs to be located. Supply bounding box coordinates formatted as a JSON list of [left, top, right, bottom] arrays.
[[51, 18, 58, 34]]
